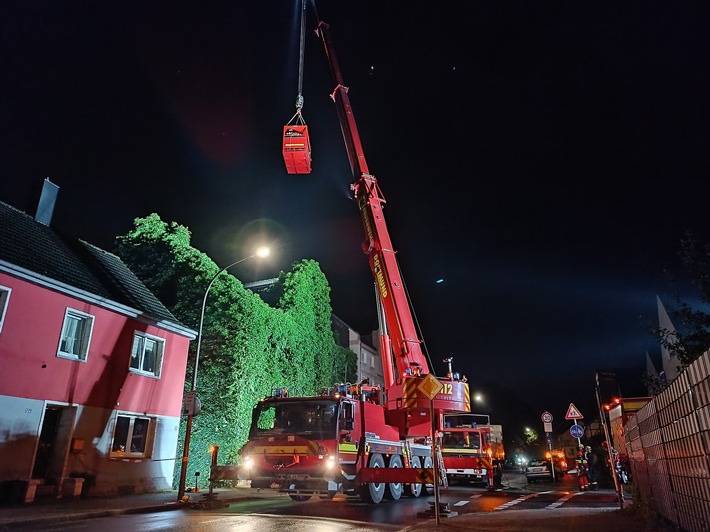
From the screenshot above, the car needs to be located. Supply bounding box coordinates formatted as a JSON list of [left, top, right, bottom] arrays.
[[525, 456, 567, 483], [525, 459, 552, 482]]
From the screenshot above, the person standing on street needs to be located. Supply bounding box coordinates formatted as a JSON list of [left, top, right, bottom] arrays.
[[576, 444, 589, 491], [585, 446, 598, 490]]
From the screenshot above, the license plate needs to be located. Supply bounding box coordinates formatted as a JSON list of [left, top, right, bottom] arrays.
[[287, 474, 308, 480], [528, 467, 545, 473]]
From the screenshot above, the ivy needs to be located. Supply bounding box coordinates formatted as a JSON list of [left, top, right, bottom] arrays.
[[114, 214, 357, 486]]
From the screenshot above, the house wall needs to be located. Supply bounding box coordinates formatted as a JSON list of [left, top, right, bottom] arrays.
[[0, 272, 189, 417], [0, 272, 190, 495], [0, 396, 180, 494]]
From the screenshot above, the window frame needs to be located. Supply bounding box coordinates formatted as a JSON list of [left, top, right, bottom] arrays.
[[109, 413, 155, 459], [129, 331, 165, 378], [57, 307, 95, 362], [0, 286, 10, 333]]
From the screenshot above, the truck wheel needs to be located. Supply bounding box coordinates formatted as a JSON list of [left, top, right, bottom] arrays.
[[359, 453, 385, 504], [423, 456, 435, 495], [404, 456, 423, 497], [385, 454, 403, 500]]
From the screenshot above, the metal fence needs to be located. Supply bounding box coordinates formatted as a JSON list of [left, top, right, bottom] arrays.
[[624, 350, 710, 531]]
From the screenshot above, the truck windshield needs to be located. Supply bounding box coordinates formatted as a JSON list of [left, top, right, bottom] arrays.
[[252, 399, 338, 440], [442, 431, 482, 450]]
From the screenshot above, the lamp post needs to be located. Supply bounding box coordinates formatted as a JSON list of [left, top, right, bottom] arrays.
[[177, 246, 270, 501]]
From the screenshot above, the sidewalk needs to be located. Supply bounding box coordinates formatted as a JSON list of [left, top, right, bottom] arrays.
[[0, 486, 271, 529]]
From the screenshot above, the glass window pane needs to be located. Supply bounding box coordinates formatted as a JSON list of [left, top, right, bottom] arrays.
[[61, 315, 80, 354], [130, 335, 143, 369], [130, 418, 149, 453], [112, 416, 130, 453], [142, 338, 156, 373]]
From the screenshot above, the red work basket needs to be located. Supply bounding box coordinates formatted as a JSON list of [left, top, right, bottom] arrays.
[[282, 125, 312, 175]]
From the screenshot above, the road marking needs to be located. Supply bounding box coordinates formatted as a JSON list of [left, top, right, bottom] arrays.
[[546, 491, 583, 509], [470, 494, 482, 499], [454, 500, 469, 506], [493, 491, 551, 511]]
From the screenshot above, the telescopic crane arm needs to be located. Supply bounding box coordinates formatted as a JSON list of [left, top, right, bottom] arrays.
[[316, 22, 469, 416], [317, 21, 427, 390]]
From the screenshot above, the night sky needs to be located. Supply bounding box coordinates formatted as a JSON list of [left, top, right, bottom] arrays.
[[2, 1, 709, 435]]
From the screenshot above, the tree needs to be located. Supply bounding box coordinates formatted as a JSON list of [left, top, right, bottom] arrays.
[[654, 232, 710, 367], [114, 214, 356, 484]]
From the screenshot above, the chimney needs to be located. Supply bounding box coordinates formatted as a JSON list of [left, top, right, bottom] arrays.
[[35, 178, 59, 226]]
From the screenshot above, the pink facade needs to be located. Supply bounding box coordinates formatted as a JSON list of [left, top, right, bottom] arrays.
[[0, 199, 196, 501], [0, 273, 189, 417]]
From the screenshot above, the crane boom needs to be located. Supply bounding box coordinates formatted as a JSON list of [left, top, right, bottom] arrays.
[[316, 21, 469, 417]]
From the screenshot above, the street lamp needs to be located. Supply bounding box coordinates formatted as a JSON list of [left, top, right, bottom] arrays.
[[177, 246, 271, 501]]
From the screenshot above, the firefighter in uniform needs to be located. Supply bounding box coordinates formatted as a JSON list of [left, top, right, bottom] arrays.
[[576, 444, 589, 491], [585, 445, 598, 490]]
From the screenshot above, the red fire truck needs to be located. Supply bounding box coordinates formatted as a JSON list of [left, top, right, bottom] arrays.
[[440, 415, 505, 487], [235, 11, 470, 503]]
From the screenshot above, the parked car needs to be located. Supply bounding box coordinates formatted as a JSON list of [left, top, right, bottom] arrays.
[[525, 455, 567, 483], [525, 459, 552, 482]]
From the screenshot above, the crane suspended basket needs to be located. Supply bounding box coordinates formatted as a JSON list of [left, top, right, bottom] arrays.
[[283, 113, 312, 175]]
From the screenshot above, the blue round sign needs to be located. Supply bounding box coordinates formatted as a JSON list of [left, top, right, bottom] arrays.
[[569, 424, 584, 438]]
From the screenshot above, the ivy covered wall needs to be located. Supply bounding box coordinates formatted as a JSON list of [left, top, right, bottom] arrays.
[[114, 214, 357, 486]]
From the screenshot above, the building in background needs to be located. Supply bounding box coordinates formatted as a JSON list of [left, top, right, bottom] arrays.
[[331, 315, 384, 388], [0, 185, 195, 502], [645, 296, 681, 388]]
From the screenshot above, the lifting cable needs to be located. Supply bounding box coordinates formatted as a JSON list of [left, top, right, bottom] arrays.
[[282, 0, 312, 174], [287, 0, 308, 126]]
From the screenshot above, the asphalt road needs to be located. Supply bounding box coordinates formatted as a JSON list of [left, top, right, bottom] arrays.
[[13, 470, 646, 532]]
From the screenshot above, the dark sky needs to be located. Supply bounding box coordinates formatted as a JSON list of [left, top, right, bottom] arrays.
[[2, 1, 709, 434]]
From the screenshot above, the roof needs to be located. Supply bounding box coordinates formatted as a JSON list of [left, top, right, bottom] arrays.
[[0, 201, 195, 338]]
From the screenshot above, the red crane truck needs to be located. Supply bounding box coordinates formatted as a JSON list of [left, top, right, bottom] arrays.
[[236, 15, 470, 503]]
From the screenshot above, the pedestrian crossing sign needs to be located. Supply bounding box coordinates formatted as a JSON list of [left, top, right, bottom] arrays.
[[565, 402, 583, 419]]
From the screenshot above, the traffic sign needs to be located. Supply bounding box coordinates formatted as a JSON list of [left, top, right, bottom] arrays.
[[543, 422, 553, 433], [541, 411, 553, 423], [565, 403, 584, 420], [570, 424, 584, 438]]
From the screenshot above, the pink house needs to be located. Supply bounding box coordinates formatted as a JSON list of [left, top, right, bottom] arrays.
[[0, 192, 195, 501]]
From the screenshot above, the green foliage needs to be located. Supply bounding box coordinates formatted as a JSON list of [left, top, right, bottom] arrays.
[[115, 214, 356, 486], [523, 428, 539, 446]]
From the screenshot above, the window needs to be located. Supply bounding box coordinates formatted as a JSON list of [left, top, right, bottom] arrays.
[[110, 414, 153, 457], [130, 332, 164, 377], [0, 286, 10, 333], [57, 308, 94, 361]]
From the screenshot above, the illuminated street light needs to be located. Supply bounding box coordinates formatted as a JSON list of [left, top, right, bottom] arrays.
[[177, 246, 271, 501], [474, 393, 483, 403]]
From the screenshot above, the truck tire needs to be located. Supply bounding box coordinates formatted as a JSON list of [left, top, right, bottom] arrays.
[[359, 453, 386, 504], [385, 454, 403, 500], [404, 455, 423, 497]]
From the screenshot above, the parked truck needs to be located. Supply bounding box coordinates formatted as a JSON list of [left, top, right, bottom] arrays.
[[440, 415, 505, 487]]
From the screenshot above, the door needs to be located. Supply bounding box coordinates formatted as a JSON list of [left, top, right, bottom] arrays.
[[31, 406, 77, 484]]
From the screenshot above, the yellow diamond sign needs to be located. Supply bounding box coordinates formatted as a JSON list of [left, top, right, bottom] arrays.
[[418, 374, 444, 401]]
